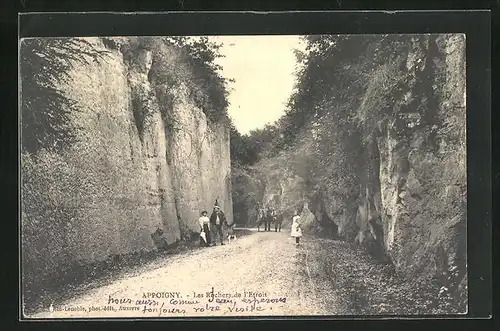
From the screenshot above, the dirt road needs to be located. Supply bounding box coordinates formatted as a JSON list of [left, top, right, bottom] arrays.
[[27, 229, 343, 319]]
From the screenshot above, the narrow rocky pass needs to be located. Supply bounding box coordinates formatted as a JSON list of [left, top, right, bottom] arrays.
[[28, 230, 343, 318], [20, 34, 469, 319]]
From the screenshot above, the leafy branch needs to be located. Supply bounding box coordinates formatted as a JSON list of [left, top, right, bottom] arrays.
[[21, 38, 111, 154]]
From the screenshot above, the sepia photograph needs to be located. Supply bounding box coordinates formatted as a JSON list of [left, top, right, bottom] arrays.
[[20, 33, 467, 319]]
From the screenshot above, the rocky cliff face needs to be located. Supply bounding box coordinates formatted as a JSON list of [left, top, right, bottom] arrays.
[[249, 35, 466, 298], [377, 34, 467, 283], [21, 37, 232, 288], [362, 35, 466, 282]]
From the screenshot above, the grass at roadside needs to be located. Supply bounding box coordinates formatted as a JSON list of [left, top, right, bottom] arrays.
[[311, 237, 467, 315]]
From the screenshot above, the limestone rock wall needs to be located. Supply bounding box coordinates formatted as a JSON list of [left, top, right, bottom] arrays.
[[21, 37, 232, 287]]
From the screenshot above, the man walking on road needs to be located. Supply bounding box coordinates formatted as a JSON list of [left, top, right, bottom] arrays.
[[210, 200, 228, 246]]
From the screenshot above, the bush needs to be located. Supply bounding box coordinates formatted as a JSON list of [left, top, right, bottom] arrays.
[[21, 150, 80, 301]]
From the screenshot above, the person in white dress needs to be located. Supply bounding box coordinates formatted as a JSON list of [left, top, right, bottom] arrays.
[[290, 210, 302, 246], [198, 210, 211, 247]]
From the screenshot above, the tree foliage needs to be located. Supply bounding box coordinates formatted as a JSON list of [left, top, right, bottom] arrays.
[[229, 34, 436, 234], [165, 36, 234, 122], [20, 38, 110, 154], [231, 34, 417, 167], [229, 120, 258, 167]]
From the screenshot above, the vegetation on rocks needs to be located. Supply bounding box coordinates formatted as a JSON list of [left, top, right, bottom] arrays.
[[230, 34, 467, 313], [314, 238, 465, 315], [21, 36, 233, 313], [21, 33, 467, 315], [20, 38, 111, 154]]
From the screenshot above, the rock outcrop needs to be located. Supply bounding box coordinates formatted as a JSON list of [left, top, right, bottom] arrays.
[[21, 37, 233, 290], [246, 34, 466, 302]]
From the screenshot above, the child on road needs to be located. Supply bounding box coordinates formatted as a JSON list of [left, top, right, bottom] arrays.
[[291, 210, 302, 246]]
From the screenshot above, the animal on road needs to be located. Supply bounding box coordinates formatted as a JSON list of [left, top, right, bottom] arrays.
[[227, 223, 237, 242], [257, 208, 272, 232], [273, 213, 283, 232]]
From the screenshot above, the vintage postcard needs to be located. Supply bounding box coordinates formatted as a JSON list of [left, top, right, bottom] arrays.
[[20, 32, 467, 319]]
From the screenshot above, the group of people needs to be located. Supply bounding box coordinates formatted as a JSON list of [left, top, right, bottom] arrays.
[[256, 205, 280, 232], [257, 203, 303, 246], [197, 200, 304, 247], [197, 200, 229, 247]]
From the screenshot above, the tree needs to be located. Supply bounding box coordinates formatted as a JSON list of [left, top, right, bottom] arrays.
[[20, 38, 110, 154], [229, 120, 251, 166], [168, 36, 234, 122]]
